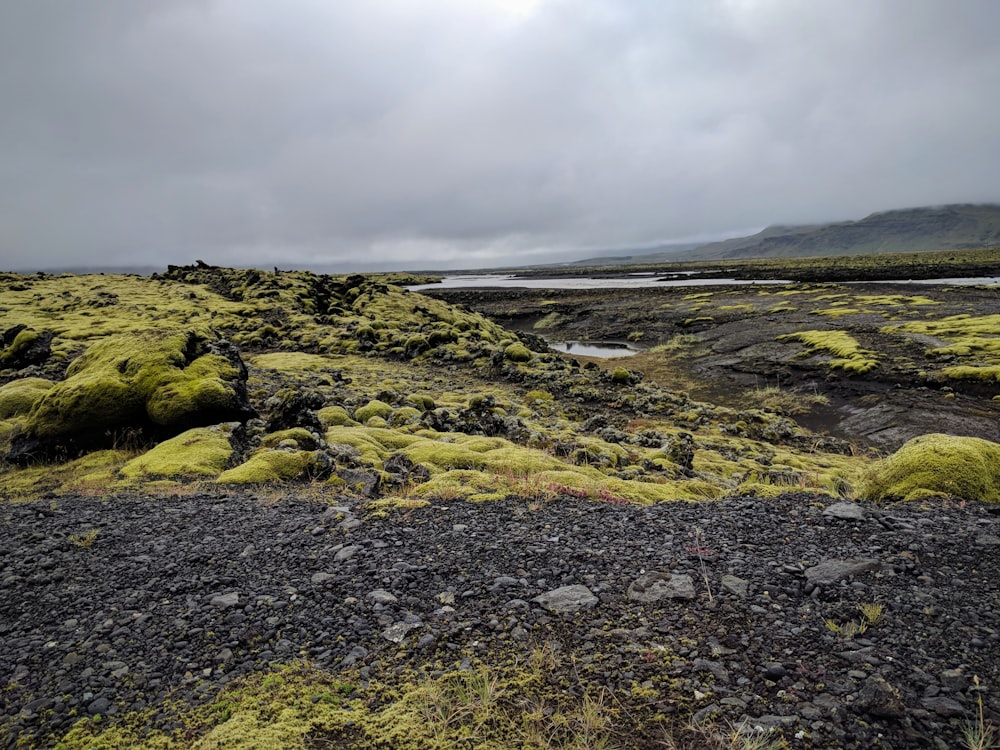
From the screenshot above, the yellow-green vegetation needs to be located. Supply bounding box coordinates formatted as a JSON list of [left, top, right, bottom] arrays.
[[23, 329, 246, 440], [355, 399, 395, 424], [218, 447, 328, 484], [52, 651, 690, 750], [742, 386, 830, 416], [0, 377, 53, 418], [884, 314, 1000, 382], [504, 342, 533, 362], [0, 267, 871, 503], [67, 528, 100, 549], [1, 449, 130, 501], [0, 327, 41, 363], [119, 425, 235, 480], [316, 405, 357, 427], [778, 330, 879, 374], [859, 433, 1000, 504], [825, 602, 886, 639]]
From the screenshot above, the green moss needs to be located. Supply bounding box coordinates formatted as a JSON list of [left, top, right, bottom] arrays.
[[779, 330, 878, 373], [610, 367, 631, 384], [859, 433, 1000, 504], [390, 406, 422, 426], [119, 425, 235, 479], [940, 365, 1000, 382], [0, 327, 41, 366], [406, 393, 436, 411], [503, 343, 532, 362], [261, 427, 320, 450], [250, 352, 340, 372], [524, 389, 553, 402], [0, 377, 53, 418], [354, 399, 394, 424], [1, 449, 130, 501], [217, 448, 325, 484], [532, 311, 564, 330], [25, 330, 248, 440], [316, 405, 357, 427]]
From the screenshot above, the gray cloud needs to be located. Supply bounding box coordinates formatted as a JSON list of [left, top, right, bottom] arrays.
[[2, 0, 999, 271]]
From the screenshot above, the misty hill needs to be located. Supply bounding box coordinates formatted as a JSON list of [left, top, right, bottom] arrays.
[[580, 204, 1000, 265]]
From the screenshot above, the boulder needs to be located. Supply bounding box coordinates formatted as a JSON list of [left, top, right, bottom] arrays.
[[533, 585, 598, 614]]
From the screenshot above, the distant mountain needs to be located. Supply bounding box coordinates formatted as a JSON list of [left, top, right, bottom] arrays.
[[666, 204, 1000, 262]]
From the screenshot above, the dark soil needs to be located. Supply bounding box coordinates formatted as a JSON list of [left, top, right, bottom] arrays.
[[2, 490, 999, 749], [428, 282, 1000, 451]]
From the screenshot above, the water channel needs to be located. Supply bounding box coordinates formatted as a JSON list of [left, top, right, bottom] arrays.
[[407, 274, 999, 292]]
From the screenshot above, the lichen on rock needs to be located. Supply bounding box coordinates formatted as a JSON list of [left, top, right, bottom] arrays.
[[859, 433, 1000, 503]]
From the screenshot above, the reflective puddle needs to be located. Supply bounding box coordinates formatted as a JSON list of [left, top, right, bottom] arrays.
[[550, 341, 639, 358]]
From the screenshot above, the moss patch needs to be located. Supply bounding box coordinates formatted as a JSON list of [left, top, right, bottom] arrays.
[[119, 424, 236, 480], [859, 433, 1000, 503], [778, 330, 879, 374], [23, 330, 250, 441], [218, 447, 327, 484], [0, 377, 53, 418]]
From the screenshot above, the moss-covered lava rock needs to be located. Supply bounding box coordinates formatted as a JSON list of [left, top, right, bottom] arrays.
[[859, 433, 1000, 503], [0, 377, 53, 419], [8, 329, 254, 462], [119, 424, 237, 480]]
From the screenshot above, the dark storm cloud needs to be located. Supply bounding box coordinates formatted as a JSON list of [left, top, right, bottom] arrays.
[[2, 0, 999, 271]]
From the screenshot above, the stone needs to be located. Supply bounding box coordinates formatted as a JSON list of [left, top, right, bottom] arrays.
[[922, 696, 966, 717], [804, 558, 883, 586], [381, 622, 418, 643], [721, 574, 749, 598], [209, 592, 240, 609], [87, 696, 110, 715], [311, 572, 334, 584], [763, 663, 788, 681], [854, 676, 905, 718], [367, 589, 398, 605], [334, 545, 362, 562], [533, 585, 598, 614], [823, 502, 867, 520], [627, 572, 695, 602]]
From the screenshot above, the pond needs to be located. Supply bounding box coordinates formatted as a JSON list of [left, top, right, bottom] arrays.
[[549, 341, 639, 358]]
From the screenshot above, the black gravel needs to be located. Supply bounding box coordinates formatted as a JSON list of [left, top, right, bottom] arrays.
[[2, 491, 998, 749]]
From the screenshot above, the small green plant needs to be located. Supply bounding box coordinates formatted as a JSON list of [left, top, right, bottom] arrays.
[[825, 602, 885, 638], [963, 675, 997, 750], [68, 529, 100, 549]]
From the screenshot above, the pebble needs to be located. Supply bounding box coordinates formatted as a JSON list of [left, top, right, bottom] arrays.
[[0, 491, 996, 750]]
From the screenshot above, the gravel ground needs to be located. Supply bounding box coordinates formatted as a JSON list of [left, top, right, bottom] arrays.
[[2, 491, 998, 749]]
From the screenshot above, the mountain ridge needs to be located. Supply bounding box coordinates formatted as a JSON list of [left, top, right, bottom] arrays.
[[576, 203, 1000, 266]]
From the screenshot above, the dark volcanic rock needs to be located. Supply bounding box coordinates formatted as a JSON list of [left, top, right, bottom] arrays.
[[0, 491, 997, 749]]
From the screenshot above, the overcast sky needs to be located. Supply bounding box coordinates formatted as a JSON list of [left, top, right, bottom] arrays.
[[2, 0, 999, 272]]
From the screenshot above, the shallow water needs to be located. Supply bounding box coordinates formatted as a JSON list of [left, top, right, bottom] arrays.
[[549, 341, 638, 358], [408, 274, 999, 291], [407, 275, 789, 291]]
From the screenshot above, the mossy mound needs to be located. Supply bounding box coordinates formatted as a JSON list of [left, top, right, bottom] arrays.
[[354, 399, 394, 424], [859, 433, 1000, 503], [0, 326, 53, 369], [0, 377, 53, 418], [217, 447, 330, 484], [11, 330, 253, 460], [119, 424, 236, 480]]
